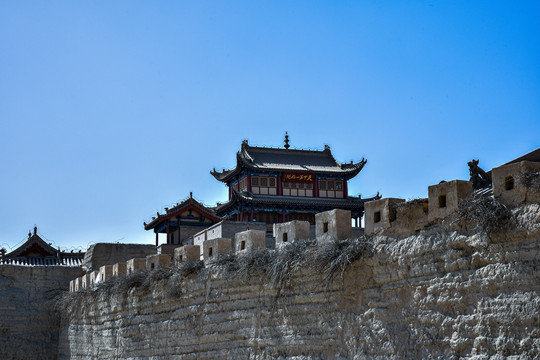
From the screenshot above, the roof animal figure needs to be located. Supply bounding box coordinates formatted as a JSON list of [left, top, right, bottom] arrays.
[[468, 159, 492, 189]]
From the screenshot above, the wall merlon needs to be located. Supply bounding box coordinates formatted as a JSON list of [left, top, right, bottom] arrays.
[[81, 273, 90, 289], [203, 238, 232, 264], [174, 245, 201, 263], [89, 271, 98, 288], [157, 244, 182, 256], [393, 198, 429, 236], [98, 265, 113, 283], [126, 258, 147, 274], [273, 220, 310, 248], [428, 180, 473, 222], [112, 262, 126, 277], [193, 221, 267, 257], [146, 254, 172, 270], [315, 209, 352, 241], [234, 230, 266, 253], [364, 198, 405, 235], [492, 160, 540, 206]]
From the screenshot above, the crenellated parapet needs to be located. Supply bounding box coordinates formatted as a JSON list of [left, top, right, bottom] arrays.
[[70, 159, 540, 292]]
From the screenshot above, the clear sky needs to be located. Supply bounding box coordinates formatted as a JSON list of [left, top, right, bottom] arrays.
[[1, 1, 539, 252]]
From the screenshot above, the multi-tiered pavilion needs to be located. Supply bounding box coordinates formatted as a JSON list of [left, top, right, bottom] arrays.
[[211, 136, 379, 226]]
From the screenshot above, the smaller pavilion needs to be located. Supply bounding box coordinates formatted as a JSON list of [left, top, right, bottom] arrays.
[[144, 193, 221, 246], [0, 226, 84, 266]]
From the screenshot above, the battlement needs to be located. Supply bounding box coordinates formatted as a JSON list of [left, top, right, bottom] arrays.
[[70, 159, 540, 291]]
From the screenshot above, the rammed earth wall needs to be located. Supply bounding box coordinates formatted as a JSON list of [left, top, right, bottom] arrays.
[[0, 265, 82, 360], [59, 205, 540, 359]]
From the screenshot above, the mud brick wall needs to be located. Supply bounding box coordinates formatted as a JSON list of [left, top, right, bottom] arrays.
[[58, 205, 540, 359], [0, 266, 82, 360]]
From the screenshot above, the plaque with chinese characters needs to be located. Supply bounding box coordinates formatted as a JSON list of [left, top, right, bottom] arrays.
[[283, 173, 314, 183]]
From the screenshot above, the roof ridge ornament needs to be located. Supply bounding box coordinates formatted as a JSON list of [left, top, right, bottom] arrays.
[[284, 132, 290, 149]]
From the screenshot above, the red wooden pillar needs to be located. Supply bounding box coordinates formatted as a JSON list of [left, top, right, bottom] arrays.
[[343, 178, 348, 199], [314, 178, 319, 198], [247, 175, 252, 192], [166, 224, 170, 245], [277, 175, 283, 196]]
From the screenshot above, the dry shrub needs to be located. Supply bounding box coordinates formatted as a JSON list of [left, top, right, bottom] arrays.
[[60, 236, 373, 307], [176, 259, 204, 277], [115, 270, 148, 294], [141, 267, 174, 291], [266, 239, 312, 289], [311, 236, 372, 287], [213, 253, 238, 272], [457, 194, 513, 234], [212, 238, 372, 292], [56, 288, 94, 320], [235, 247, 273, 280], [168, 260, 204, 297], [220, 247, 272, 281]]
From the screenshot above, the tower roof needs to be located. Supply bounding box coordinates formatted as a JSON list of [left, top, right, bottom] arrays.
[[211, 140, 366, 182], [1, 227, 84, 266], [144, 193, 220, 231]]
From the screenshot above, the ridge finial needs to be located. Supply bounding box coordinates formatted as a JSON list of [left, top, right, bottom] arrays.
[[284, 132, 290, 149]]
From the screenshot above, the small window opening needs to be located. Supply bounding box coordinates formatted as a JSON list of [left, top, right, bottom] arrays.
[[283, 233, 288, 242], [151, 263, 155, 269], [374, 211, 381, 223], [208, 247, 213, 257], [241, 241, 246, 250], [439, 195, 447, 208], [179, 255, 183, 262], [323, 222, 329, 233], [505, 176, 514, 191]]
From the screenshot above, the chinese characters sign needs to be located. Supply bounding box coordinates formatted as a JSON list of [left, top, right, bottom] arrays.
[[283, 173, 314, 183]]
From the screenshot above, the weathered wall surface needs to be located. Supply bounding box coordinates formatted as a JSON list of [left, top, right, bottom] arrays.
[[82, 243, 156, 272], [59, 205, 540, 359], [0, 265, 82, 360]]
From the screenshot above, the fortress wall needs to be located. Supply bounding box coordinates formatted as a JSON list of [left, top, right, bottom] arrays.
[[0, 265, 82, 360], [58, 204, 540, 359]]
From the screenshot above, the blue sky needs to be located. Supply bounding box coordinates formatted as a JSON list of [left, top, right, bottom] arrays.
[[1, 1, 539, 251]]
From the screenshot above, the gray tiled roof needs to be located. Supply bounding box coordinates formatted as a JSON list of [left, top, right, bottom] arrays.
[[0, 256, 84, 266], [144, 193, 220, 230], [499, 147, 540, 166], [215, 188, 381, 216], [244, 146, 347, 172], [212, 141, 366, 182]]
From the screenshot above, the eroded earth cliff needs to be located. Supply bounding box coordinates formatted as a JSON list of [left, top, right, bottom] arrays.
[[58, 204, 540, 359]]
